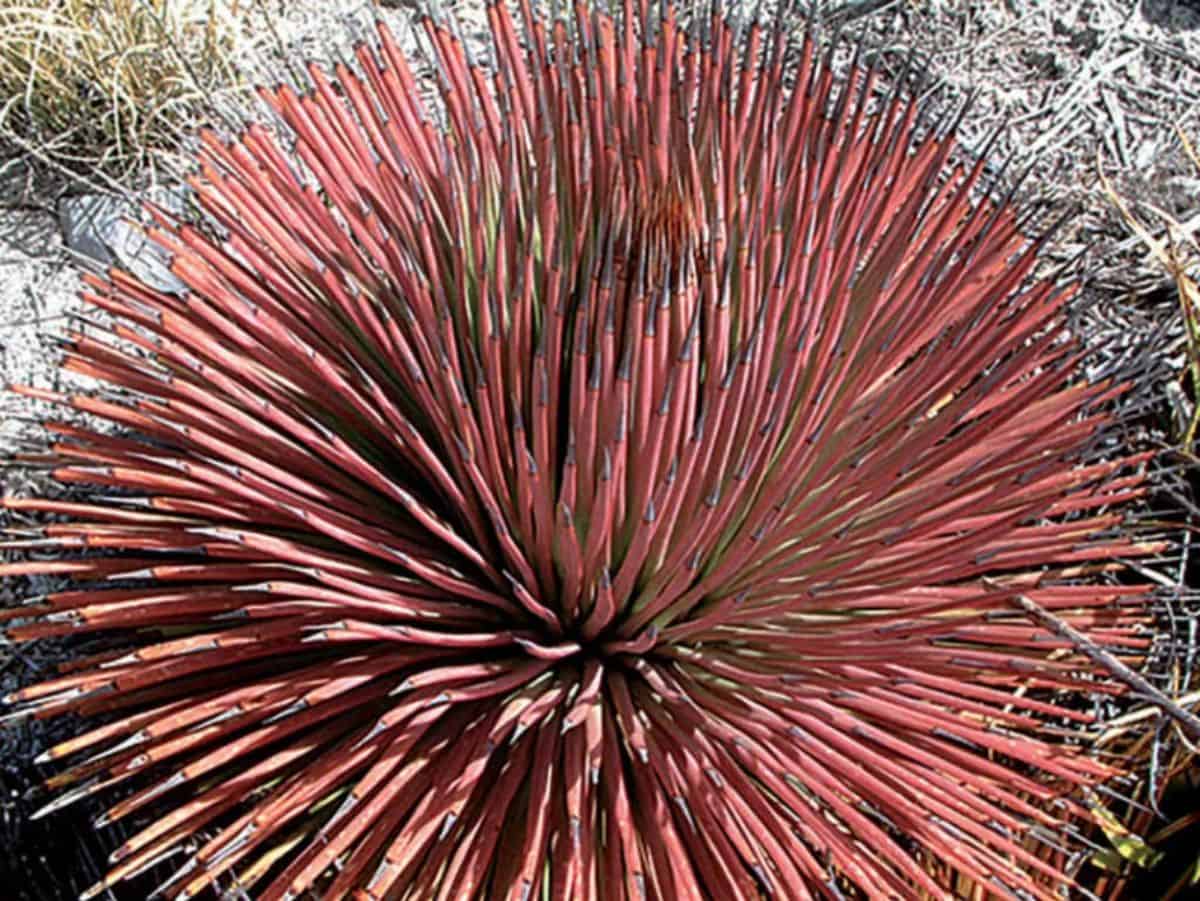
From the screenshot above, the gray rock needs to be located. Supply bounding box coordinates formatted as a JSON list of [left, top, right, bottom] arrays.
[[56, 189, 188, 295]]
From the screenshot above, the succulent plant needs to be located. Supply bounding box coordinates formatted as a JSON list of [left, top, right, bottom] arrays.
[[1, 0, 1162, 898]]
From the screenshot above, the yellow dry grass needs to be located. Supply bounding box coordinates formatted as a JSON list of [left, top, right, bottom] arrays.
[[0, 0, 254, 183]]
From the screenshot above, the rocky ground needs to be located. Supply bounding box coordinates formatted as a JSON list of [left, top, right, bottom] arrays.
[[1, 0, 1198, 897]]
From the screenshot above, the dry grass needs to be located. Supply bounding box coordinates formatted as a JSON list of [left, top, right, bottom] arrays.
[[0, 0, 256, 185], [1101, 128, 1200, 448], [1090, 129, 1200, 899], [1084, 676, 1200, 898]]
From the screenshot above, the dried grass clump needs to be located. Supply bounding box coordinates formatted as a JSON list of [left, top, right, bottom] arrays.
[[0, 0, 252, 183], [1090, 132, 1200, 900], [1101, 130, 1200, 449]]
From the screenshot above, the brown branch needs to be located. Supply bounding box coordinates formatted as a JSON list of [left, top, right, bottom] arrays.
[[997, 584, 1200, 742]]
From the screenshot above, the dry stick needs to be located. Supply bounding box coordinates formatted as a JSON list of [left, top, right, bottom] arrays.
[[988, 582, 1200, 742]]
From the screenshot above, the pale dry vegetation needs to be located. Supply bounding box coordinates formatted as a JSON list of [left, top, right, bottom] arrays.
[[0, 0, 257, 183]]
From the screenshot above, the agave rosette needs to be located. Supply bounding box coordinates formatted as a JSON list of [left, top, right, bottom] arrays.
[[1, 0, 1161, 898]]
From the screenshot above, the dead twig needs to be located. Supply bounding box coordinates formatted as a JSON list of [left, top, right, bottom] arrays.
[[999, 586, 1200, 743]]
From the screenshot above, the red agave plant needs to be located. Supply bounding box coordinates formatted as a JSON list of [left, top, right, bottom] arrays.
[[0, 0, 1164, 897]]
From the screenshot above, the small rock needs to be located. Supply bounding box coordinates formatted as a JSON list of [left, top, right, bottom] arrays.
[[56, 189, 188, 295]]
